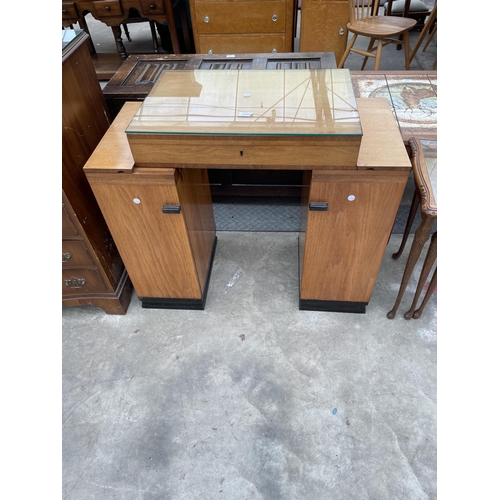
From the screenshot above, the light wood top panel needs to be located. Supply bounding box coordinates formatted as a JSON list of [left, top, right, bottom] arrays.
[[84, 101, 140, 173], [356, 98, 411, 170]]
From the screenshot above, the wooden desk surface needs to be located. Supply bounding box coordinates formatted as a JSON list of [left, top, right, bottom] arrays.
[[84, 98, 410, 174]]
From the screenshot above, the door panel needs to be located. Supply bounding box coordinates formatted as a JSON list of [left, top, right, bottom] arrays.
[[300, 170, 408, 303], [89, 169, 202, 299]]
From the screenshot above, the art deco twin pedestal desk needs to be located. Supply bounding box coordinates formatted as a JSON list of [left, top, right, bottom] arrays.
[[84, 68, 411, 313]]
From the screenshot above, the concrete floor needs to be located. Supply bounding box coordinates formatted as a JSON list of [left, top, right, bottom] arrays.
[[62, 5, 438, 499], [63, 233, 437, 500]]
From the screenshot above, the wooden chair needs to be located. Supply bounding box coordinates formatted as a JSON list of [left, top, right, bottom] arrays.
[[338, 0, 417, 70], [384, 0, 434, 51], [408, 2, 437, 65]]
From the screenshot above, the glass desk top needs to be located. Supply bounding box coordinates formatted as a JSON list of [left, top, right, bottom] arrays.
[[125, 69, 362, 137], [62, 28, 85, 51]]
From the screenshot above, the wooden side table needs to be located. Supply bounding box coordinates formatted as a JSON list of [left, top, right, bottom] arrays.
[[387, 136, 437, 320]]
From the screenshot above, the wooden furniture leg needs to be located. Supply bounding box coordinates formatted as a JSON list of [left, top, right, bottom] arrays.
[[404, 231, 437, 319], [409, 4, 437, 64], [403, 30, 411, 70], [413, 268, 437, 319], [149, 21, 159, 52], [392, 188, 419, 259], [111, 25, 128, 61], [78, 14, 96, 54], [362, 38, 376, 70], [423, 23, 437, 51], [123, 23, 132, 41], [387, 214, 434, 319]]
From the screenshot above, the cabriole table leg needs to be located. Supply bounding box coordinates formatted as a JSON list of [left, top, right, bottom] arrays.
[[404, 231, 437, 320]]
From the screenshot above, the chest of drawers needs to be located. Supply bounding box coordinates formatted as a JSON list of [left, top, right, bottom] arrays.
[[188, 0, 295, 54], [62, 30, 132, 314]]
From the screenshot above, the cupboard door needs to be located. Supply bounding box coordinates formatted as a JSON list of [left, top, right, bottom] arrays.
[[300, 170, 408, 304], [89, 169, 203, 300], [299, 1, 350, 67]]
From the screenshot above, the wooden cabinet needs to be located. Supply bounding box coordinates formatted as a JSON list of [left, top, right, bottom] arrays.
[[299, 170, 409, 311], [87, 166, 216, 309], [62, 30, 132, 314], [188, 0, 295, 54], [299, 0, 350, 66]]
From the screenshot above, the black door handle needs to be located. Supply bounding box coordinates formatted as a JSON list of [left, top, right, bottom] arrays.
[[309, 202, 328, 211]]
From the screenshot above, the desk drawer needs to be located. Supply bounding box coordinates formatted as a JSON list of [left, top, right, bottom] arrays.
[[62, 2, 79, 19], [195, 2, 286, 34], [93, 0, 123, 17], [140, 0, 165, 15], [62, 205, 79, 237], [199, 35, 287, 54], [62, 240, 94, 268], [62, 269, 109, 295]]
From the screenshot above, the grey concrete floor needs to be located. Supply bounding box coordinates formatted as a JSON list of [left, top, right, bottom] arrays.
[[63, 233, 437, 500], [62, 5, 439, 499]]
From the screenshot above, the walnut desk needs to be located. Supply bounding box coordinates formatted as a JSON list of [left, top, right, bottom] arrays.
[[84, 69, 411, 313]]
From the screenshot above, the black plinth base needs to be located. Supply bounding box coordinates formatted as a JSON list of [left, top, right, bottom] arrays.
[[140, 236, 217, 310], [299, 298, 368, 314]]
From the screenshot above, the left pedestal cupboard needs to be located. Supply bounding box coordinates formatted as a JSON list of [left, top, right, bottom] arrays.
[[62, 30, 132, 314]]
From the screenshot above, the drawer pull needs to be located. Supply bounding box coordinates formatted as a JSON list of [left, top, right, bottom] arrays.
[[204, 16, 209, 23], [208, 49, 213, 54], [162, 205, 181, 214], [65, 277, 87, 288], [62, 9, 67, 13], [309, 202, 328, 211], [149, 4, 155, 8], [272, 15, 278, 21], [272, 49, 277, 53], [105, 5, 110, 10], [62, 252, 72, 263]]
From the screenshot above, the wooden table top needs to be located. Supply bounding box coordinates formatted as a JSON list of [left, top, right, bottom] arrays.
[[351, 70, 437, 142]]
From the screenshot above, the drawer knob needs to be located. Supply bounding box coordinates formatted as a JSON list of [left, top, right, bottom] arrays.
[[208, 49, 213, 54], [204, 16, 209, 23], [65, 277, 87, 288], [272, 49, 277, 53], [149, 4, 155, 9], [62, 9, 67, 13], [272, 15, 278, 21], [339, 28, 345, 35], [62, 252, 72, 263], [105, 5, 110, 10]]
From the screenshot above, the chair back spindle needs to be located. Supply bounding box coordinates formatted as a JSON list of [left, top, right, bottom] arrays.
[[351, 0, 380, 22]]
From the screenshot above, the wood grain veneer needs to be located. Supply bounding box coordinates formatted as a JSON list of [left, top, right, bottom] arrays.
[[88, 169, 204, 299], [299, 0, 350, 67], [300, 169, 409, 302]]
